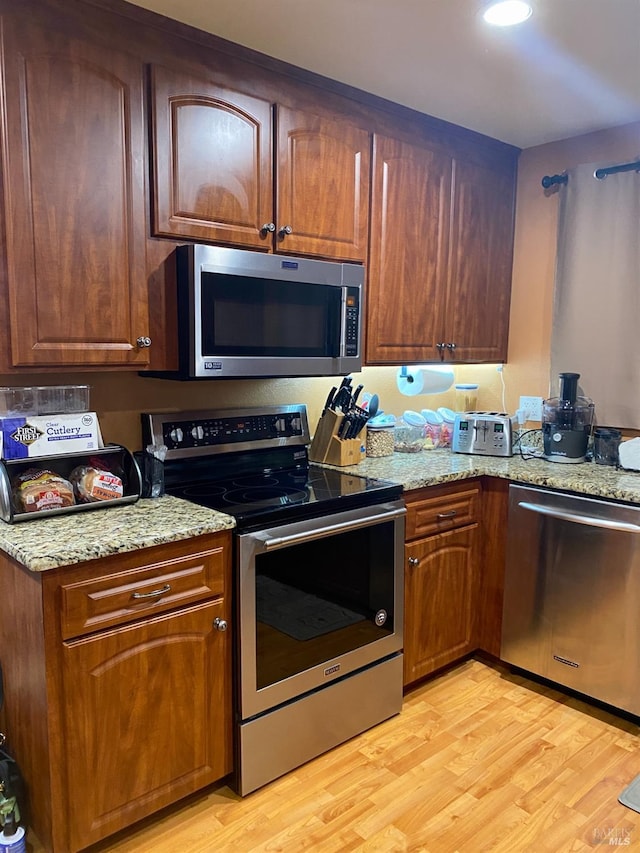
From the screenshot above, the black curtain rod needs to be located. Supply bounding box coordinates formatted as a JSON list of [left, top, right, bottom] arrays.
[[541, 158, 640, 188], [594, 159, 640, 180]]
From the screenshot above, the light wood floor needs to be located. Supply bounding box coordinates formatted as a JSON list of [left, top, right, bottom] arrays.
[[32, 658, 640, 852]]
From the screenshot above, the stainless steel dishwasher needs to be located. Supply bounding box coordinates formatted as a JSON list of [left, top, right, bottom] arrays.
[[501, 483, 640, 715]]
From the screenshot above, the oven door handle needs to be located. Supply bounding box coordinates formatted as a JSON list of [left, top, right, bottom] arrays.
[[255, 506, 406, 551]]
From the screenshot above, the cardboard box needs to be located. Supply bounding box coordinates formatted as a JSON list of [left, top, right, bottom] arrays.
[[0, 412, 104, 460]]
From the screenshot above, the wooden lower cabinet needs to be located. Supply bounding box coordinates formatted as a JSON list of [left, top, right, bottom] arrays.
[[403, 480, 487, 687], [404, 523, 478, 685], [476, 477, 509, 657], [60, 600, 229, 851], [403, 477, 509, 687], [0, 531, 233, 853]]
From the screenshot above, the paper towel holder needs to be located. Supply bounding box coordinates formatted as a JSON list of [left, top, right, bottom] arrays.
[[397, 365, 455, 396]]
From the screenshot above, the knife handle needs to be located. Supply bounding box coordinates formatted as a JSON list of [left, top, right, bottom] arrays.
[[323, 386, 337, 414], [337, 415, 350, 439]]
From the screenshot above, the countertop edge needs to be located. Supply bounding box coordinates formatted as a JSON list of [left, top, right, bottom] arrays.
[[0, 495, 236, 572]]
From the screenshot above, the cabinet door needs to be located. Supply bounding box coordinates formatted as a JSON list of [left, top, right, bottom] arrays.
[[404, 525, 478, 686], [0, 14, 149, 367], [444, 159, 516, 362], [60, 600, 232, 852], [366, 133, 451, 364], [276, 106, 370, 261], [150, 65, 274, 248]]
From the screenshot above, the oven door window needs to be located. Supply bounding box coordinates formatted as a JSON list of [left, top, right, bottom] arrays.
[[200, 272, 341, 358], [254, 521, 395, 690]]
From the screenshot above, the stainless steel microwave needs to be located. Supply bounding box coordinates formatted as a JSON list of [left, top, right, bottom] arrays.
[[173, 244, 363, 379]]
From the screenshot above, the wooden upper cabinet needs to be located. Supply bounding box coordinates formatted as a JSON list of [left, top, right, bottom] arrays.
[[150, 65, 274, 249], [366, 131, 516, 365], [149, 65, 370, 261], [275, 106, 370, 261], [446, 159, 516, 362], [366, 133, 452, 363], [0, 14, 150, 367]]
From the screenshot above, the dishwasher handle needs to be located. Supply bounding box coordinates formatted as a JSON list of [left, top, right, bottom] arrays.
[[518, 500, 640, 534]]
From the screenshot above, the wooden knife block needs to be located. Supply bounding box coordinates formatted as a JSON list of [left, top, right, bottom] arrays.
[[308, 409, 364, 466]]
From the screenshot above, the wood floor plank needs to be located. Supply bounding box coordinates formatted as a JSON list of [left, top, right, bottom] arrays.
[[27, 658, 640, 853]]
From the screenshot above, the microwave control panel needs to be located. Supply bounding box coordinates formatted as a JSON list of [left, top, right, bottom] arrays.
[[344, 287, 360, 357]]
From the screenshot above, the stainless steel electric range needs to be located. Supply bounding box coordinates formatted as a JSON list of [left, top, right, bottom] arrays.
[[142, 404, 405, 795]]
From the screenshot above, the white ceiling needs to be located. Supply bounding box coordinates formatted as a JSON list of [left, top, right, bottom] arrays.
[[124, 0, 640, 149]]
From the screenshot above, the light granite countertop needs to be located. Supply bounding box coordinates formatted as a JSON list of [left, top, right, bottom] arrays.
[[3, 449, 640, 573], [328, 448, 640, 504], [0, 495, 235, 572]]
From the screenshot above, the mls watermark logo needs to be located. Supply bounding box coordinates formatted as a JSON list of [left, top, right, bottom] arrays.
[[592, 826, 633, 846]]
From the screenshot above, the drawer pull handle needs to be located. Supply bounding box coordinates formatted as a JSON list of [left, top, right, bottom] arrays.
[[437, 510, 457, 520], [132, 583, 171, 600]]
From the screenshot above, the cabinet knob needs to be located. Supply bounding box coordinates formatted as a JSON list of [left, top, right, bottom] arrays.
[[408, 556, 420, 567], [136, 336, 152, 348], [261, 222, 276, 234], [277, 224, 293, 239], [214, 617, 228, 632], [447, 342, 457, 351], [435, 342, 446, 351]]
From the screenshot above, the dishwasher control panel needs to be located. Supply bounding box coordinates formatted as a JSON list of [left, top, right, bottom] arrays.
[[452, 412, 517, 457]]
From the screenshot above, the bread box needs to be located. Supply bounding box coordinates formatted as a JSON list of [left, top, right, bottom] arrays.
[[0, 444, 141, 523]]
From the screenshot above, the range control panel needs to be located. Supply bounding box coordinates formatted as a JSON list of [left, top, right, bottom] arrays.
[[452, 412, 517, 457], [142, 405, 310, 458]]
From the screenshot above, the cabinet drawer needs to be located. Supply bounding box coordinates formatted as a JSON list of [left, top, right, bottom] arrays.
[[405, 484, 480, 540], [60, 546, 226, 639]]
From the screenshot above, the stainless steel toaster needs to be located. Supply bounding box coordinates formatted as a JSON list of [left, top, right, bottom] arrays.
[[451, 412, 517, 457]]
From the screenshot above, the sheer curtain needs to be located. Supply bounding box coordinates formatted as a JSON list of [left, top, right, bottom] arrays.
[[551, 162, 640, 428]]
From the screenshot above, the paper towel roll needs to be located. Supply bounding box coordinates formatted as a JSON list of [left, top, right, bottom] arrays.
[[397, 366, 455, 396]]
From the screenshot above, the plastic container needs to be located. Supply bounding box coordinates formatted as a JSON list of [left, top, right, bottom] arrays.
[[394, 412, 426, 453], [365, 426, 395, 458], [0, 816, 26, 853], [0, 387, 37, 417], [593, 427, 621, 466], [420, 409, 444, 449], [437, 407, 456, 447], [36, 384, 90, 415], [455, 383, 479, 412]]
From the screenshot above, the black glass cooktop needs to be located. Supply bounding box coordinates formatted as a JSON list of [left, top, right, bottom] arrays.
[[167, 462, 402, 530]]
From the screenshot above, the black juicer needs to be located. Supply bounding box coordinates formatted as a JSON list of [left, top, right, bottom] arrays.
[[542, 372, 594, 463]]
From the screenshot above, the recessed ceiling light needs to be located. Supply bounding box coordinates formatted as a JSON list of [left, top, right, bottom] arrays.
[[482, 1, 533, 26]]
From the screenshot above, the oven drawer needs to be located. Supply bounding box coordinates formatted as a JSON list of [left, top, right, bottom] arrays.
[[405, 482, 480, 540], [59, 544, 227, 640]]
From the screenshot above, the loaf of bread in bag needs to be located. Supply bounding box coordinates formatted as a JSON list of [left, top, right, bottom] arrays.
[[12, 468, 75, 513]]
